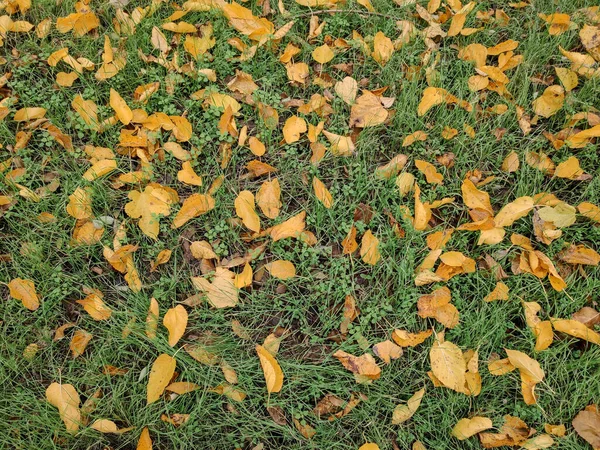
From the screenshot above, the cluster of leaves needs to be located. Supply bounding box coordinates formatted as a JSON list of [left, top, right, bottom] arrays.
[[2, 0, 600, 449]]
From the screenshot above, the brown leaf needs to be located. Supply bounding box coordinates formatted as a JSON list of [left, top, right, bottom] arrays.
[[572, 407, 600, 449]]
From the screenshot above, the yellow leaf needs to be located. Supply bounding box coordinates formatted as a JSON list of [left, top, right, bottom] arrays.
[[501, 151, 520, 172], [349, 91, 389, 128], [109, 88, 133, 125], [163, 305, 188, 347], [146, 298, 159, 339], [532, 85, 564, 118], [483, 281, 509, 302], [265, 260, 296, 279], [83, 159, 117, 181], [391, 329, 432, 347], [551, 318, 600, 344], [256, 344, 284, 392], [222, 1, 274, 41], [372, 340, 403, 364], [172, 194, 215, 228], [256, 178, 281, 219], [372, 31, 394, 66], [191, 267, 239, 308], [334, 76, 358, 105], [147, 354, 176, 404], [76, 291, 111, 320], [312, 176, 333, 208], [8, 278, 39, 311], [360, 230, 380, 265], [125, 185, 176, 239], [538, 202, 577, 228], [66, 187, 92, 220], [494, 196, 534, 227], [418, 87, 448, 116], [506, 349, 544, 405], [234, 263, 253, 288], [415, 160, 443, 185], [555, 67, 578, 91], [402, 131, 428, 147], [90, 419, 119, 433], [283, 115, 307, 144], [46, 383, 81, 434], [248, 136, 266, 156], [165, 381, 200, 395], [333, 350, 381, 383], [177, 161, 203, 186], [452, 417, 493, 440], [392, 388, 425, 424], [312, 44, 334, 63], [190, 241, 217, 259], [13, 107, 46, 122], [270, 211, 306, 241], [56, 71, 79, 87], [285, 62, 310, 84], [554, 156, 584, 179], [396, 172, 415, 197], [136, 427, 152, 450], [235, 190, 260, 232], [429, 340, 466, 393], [69, 329, 92, 358], [358, 444, 380, 450], [322, 130, 355, 156]]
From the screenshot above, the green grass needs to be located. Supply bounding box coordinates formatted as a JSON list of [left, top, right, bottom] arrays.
[[1, 0, 600, 448]]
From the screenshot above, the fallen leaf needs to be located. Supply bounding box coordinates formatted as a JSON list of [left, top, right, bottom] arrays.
[[333, 350, 381, 384], [452, 417, 493, 440], [163, 305, 188, 346], [429, 340, 466, 393], [235, 190, 260, 232], [8, 278, 40, 311], [360, 230, 380, 265], [147, 354, 176, 404], [265, 260, 296, 279], [191, 267, 239, 308], [256, 344, 284, 393], [392, 388, 425, 424], [46, 383, 81, 434], [372, 340, 403, 364], [572, 407, 600, 449]]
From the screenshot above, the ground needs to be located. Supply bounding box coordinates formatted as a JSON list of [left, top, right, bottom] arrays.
[[1, 0, 600, 449]]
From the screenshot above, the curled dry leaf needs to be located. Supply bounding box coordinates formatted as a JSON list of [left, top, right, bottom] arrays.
[[392, 329, 432, 347], [256, 344, 284, 393], [392, 388, 425, 424], [372, 340, 403, 364], [506, 349, 544, 405], [452, 416, 493, 440], [333, 350, 381, 384]]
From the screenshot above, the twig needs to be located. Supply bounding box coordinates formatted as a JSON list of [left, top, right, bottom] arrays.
[[291, 9, 405, 22]]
